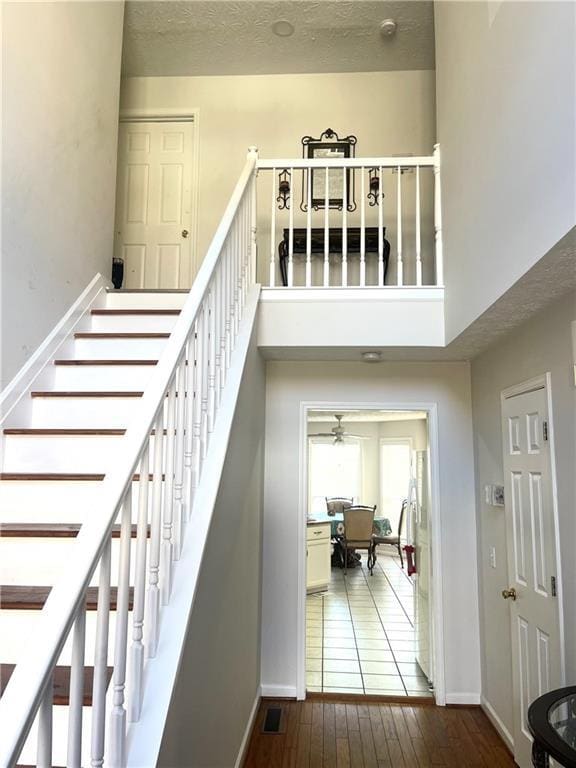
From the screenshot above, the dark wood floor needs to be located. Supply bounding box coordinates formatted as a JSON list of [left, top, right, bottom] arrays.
[[243, 698, 518, 767]]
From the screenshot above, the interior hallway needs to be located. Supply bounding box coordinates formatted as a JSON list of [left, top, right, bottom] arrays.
[[307, 552, 432, 697], [243, 698, 517, 767]]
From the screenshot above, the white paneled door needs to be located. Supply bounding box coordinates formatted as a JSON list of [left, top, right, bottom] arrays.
[[115, 120, 196, 289], [501, 378, 562, 768]]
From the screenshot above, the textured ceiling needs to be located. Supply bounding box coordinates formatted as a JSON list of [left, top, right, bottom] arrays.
[[122, 1, 435, 77]]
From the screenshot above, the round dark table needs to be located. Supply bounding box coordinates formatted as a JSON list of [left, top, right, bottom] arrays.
[[528, 686, 576, 767]]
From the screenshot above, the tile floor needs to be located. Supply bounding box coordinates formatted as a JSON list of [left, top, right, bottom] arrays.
[[306, 550, 433, 697]]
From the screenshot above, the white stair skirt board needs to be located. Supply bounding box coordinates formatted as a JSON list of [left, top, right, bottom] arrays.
[[125, 287, 260, 768]]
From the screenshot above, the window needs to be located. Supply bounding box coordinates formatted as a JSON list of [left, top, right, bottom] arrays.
[[308, 439, 361, 515], [380, 439, 413, 532]]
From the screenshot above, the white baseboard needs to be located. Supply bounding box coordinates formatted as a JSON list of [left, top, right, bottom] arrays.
[[234, 687, 261, 768], [260, 685, 298, 698], [481, 696, 514, 751], [445, 692, 481, 705]]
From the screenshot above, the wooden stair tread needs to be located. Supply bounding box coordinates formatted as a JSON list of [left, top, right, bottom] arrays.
[[54, 359, 158, 366], [1, 664, 112, 706], [91, 309, 180, 316], [0, 523, 149, 538], [3, 428, 168, 436], [3, 428, 126, 435], [0, 585, 133, 610], [0, 473, 163, 481], [74, 332, 170, 339], [30, 391, 143, 398]]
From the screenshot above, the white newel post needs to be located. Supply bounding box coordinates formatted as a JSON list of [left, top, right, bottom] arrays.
[[433, 143, 444, 286]]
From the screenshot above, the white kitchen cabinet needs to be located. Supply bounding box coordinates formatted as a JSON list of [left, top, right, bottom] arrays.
[[306, 523, 331, 593]]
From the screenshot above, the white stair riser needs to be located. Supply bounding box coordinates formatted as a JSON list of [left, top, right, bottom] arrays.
[[105, 291, 187, 310], [0, 537, 142, 587], [2, 434, 169, 472], [17, 704, 93, 767], [0, 482, 107, 521], [52, 364, 158, 390], [72, 338, 168, 359], [89, 314, 179, 333], [30, 397, 143, 428], [0, 481, 182, 523], [1, 608, 137, 668]]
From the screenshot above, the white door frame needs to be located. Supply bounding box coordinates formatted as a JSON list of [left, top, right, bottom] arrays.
[[297, 401, 446, 705], [117, 108, 200, 285], [500, 373, 566, 688]]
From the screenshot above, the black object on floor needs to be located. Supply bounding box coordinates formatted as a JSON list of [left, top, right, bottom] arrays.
[[262, 706, 283, 734]]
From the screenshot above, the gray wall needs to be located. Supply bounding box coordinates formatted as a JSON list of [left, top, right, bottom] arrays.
[[435, 1, 576, 342], [471, 289, 576, 736], [1, 1, 124, 385], [158, 334, 265, 768]]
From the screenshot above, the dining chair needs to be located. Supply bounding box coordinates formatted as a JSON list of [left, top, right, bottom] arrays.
[[373, 499, 407, 568], [325, 496, 353, 516], [343, 505, 377, 575]]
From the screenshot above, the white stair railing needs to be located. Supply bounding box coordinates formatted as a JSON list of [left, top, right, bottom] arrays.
[[259, 147, 443, 288], [0, 147, 258, 768]]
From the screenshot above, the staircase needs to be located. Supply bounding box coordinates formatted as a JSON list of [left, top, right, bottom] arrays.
[[0, 148, 259, 767]]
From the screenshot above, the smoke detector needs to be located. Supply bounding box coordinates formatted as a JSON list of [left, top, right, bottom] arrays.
[[380, 19, 397, 38]]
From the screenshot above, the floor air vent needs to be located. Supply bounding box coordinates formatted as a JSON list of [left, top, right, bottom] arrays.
[[262, 706, 284, 734]]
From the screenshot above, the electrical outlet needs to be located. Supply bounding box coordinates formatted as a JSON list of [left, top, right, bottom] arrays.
[[489, 547, 496, 569], [485, 485, 492, 504]]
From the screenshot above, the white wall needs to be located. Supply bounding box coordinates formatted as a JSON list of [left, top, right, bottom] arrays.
[[435, 1, 576, 342], [158, 326, 265, 768], [262, 361, 480, 702], [471, 290, 576, 739], [120, 70, 437, 285], [1, 1, 124, 386]]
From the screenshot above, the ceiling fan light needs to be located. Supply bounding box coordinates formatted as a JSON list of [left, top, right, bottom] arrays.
[[361, 351, 382, 363]]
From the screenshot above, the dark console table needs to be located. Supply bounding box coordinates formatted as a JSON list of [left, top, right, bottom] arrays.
[[528, 686, 576, 767], [278, 227, 390, 287]]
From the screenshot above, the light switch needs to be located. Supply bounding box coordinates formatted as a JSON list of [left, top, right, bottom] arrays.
[[489, 547, 496, 569], [485, 485, 492, 504]]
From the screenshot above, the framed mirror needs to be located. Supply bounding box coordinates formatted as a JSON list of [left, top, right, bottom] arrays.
[[301, 128, 357, 212]]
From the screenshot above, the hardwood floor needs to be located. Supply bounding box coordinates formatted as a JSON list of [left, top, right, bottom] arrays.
[[243, 698, 518, 767]]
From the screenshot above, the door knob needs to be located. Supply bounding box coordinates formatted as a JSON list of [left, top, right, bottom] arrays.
[[182, 229, 189, 238], [502, 587, 517, 601]]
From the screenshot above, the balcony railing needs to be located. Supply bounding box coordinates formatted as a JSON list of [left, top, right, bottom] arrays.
[[256, 146, 443, 289]]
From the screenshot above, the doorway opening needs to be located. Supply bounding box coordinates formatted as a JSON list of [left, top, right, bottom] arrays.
[[113, 111, 199, 289], [304, 408, 435, 698]]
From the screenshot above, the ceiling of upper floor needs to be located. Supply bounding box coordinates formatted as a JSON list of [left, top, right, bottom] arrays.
[[121, 1, 435, 78]]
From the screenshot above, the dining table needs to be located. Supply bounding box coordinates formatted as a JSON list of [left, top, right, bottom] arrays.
[[307, 512, 392, 539]]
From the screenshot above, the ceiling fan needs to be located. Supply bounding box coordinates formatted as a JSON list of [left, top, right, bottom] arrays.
[[308, 414, 369, 445]]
